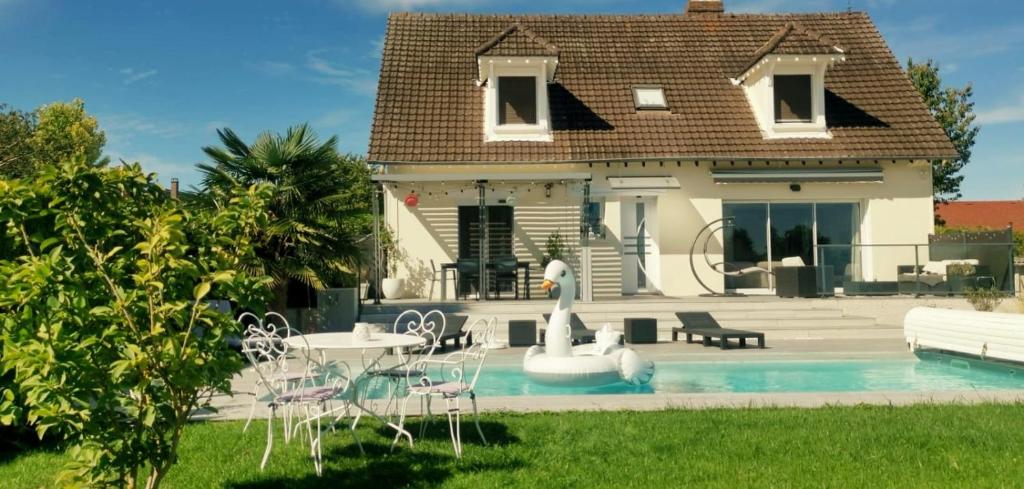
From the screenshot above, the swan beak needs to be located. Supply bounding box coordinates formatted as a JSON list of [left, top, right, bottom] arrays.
[[541, 279, 555, 291]]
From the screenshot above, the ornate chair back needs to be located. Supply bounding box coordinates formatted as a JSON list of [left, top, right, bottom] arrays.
[[239, 312, 314, 400]]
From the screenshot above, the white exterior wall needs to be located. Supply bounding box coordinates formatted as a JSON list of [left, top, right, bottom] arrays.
[[380, 161, 934, 298]]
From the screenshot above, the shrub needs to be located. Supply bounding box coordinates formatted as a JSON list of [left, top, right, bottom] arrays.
[[0, 157, 271, 488], [964, 286, 1003, 312]]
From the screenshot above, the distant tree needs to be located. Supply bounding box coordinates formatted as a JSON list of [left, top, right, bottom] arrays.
[[197, 124, 373, 312], [0, 105, 36, 178], [30, 98, 106, 169], [0, 98, 106, 179], [906, 58, 979, 204]]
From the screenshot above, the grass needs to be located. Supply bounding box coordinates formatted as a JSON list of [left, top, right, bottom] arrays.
[[3, 404, 1024, 488]]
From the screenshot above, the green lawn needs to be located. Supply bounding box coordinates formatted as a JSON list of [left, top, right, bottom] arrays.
[[3, 404, 1024, 488]]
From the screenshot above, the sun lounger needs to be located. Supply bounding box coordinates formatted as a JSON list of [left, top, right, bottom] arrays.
[[541, 313, 597, 345], [672, 312, 765, 350]]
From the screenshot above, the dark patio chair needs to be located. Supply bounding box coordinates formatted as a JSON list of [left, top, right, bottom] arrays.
[[456, 258, 480, 300], [490, 255, 519, 300]]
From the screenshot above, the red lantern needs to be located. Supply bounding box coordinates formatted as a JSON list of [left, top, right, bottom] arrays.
[[404, 191, 419, 208]]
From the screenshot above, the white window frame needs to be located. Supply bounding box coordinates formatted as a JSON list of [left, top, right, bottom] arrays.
[[737, 55, 836, 139], [481, 58, 554, 142]]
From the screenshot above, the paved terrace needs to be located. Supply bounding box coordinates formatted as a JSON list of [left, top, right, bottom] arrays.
[[201, 296, 1024, 421]]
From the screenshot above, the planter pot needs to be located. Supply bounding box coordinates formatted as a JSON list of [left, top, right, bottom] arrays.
[[317, 288, 359, 332], [381, 278, 405, 299]]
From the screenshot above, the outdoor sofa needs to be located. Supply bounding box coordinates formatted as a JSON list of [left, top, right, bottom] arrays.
[[672, 312, 765, 350]]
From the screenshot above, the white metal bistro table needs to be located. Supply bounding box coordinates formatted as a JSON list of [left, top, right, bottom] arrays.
[[283, 332, 425, 447]]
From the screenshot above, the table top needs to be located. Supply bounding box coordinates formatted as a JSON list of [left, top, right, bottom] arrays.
[[283, 332, 425, 350]]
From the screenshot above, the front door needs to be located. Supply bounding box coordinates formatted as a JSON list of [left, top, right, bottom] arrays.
[[621, 196, 658, 294]]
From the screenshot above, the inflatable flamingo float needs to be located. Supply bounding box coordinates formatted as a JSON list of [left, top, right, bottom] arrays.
[[523, 260, 655, 386]]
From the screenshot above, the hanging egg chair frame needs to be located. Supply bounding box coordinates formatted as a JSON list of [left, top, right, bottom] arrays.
[[688, 217, 773, 297]]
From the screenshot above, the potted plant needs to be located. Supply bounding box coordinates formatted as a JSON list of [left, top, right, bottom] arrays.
[[541, 231, 571, 298], [380, 225, 405, 299]]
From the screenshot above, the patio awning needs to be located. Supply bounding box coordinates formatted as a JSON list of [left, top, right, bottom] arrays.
[[606, 176, 681, 190], [711, 168, 883, 183], [371, 172, 592, 183]]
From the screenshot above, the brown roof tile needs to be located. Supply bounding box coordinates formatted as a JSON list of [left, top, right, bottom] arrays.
[[475, 23, 560, 57], [368, 11, 957, 164]]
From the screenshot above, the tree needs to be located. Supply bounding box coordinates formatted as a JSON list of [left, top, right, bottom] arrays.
[[906, 58, 979, 203], [0, 105, 36, 178], [197, 124, 373, 312], [30, 98, 106, 168], [0, 98, 107, 178], [0, 157, 271, 488]]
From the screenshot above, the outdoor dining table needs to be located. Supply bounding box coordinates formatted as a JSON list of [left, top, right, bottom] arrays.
[[283, 331, 425, 447]]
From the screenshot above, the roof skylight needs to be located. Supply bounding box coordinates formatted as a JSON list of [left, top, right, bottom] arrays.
[[632, 86, 668, 110]]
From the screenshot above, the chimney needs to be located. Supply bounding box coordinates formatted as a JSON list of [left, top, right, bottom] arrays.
[[169, 178, 179, 200], [684, 0, 725, 14]]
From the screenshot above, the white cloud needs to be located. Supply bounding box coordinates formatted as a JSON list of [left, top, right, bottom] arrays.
[[305, 49, 377, 95], [251, 61, 294, 77], [102, 114, 185, 140], [977, 96, 1024, 125], [120, 67, 158, 85]]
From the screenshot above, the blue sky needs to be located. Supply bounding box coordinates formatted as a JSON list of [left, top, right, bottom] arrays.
[[1, 0, 1021, 199]]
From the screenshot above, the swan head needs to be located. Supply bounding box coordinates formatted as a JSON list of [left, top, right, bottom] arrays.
[[541, 260, 575, 293]]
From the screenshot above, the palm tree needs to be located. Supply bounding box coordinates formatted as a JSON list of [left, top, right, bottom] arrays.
[[197, 124, 372, 311]]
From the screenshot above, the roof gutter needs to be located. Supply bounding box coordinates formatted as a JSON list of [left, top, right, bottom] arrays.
[[368, 155, 953, 166]]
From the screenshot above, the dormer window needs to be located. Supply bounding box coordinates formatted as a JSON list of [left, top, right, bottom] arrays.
[[773, 75, 812, 123], [731, 22, 845, 139], [498, 76, 538, 125], [475, 23, 559, 142], [632, 86, 668, 110]]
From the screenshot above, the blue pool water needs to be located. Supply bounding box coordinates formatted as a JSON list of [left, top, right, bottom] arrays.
[[463, 352, 1024, 396]]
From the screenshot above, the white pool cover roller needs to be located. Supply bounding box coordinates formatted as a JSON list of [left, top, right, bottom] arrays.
[[904, 307, 1024, 363]]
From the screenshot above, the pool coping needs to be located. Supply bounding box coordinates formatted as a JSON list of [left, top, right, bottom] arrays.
[[468, 389, 1024, 413]]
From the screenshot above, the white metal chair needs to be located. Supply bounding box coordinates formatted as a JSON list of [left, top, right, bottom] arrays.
[[241, 321, 362, 476], [359, 309, 446, 422], [239, 312, 307, 433], [392, 317, 497, 458]]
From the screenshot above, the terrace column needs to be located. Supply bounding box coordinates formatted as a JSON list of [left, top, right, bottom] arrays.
[[579, 179, 593, 302], [371, 183, 383, 305], [477, 181, 488, 301]]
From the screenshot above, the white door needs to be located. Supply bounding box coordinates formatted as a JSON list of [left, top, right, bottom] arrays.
[[621, 196, 658, 294]]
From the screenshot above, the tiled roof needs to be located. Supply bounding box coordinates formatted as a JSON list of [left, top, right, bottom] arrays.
[[368, 11, 957, 164], [475, 23, 560, 57], [735, 22, 843, 77], [935, 201, 1024, 230]]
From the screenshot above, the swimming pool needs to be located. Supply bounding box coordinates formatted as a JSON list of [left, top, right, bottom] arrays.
[[462, 352, 1024, 396]]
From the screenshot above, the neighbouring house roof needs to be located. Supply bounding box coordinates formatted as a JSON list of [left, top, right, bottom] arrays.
[[935, 201, 1024, 230], [734, 22, 844, 78], [368, 11, 957, 164]]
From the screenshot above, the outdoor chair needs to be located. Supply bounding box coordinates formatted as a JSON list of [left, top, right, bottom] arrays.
[[490, 255, 520, 300], [241, 320, 362, 476], [239, 312, 307, 433], [456, 258, 481, 300], [541, 313, 597, 345], [428, 259, 446, 301], [361, 309, 446, 421], [392, 317, 498, 458], [672, 312, 765, 349]]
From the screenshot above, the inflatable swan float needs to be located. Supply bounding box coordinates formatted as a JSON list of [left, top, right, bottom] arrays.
[[524, 260, 655, 386]]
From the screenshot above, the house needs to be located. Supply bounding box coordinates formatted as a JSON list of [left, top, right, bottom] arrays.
[[936, 201, 1024, 230], [367, 0, 957, 300]]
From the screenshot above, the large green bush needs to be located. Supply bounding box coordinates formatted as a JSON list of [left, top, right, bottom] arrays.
[[0, 157, 270, 488]]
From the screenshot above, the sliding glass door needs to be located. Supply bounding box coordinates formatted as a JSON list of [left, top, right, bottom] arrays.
[[722, 202, 860, 291]]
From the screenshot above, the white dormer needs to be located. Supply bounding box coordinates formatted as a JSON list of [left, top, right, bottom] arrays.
[[475, 24, 559, 142], [731, 23, 846, 139]]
